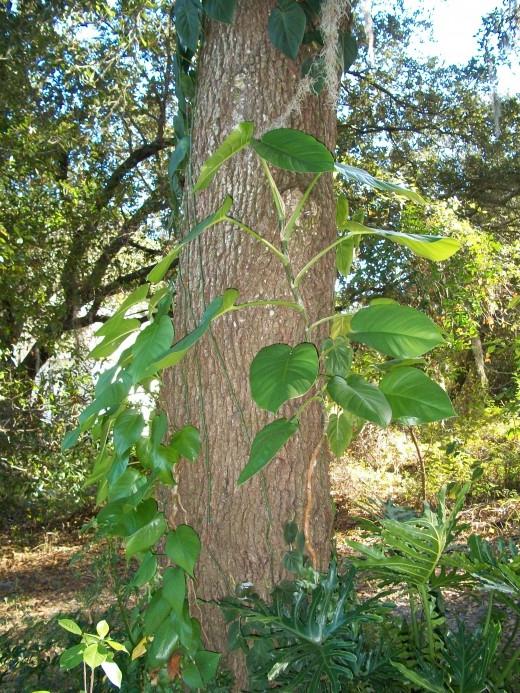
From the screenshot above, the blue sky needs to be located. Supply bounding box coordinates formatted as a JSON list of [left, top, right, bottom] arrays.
[[402, 0, 519, 93]]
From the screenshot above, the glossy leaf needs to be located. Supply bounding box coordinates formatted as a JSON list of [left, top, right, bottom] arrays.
[[96, 620, 109, 638], [90, 317, 140, 360], [202, 0, 236, 23], [163, 566, 186, 617], [322, 336, 352, 378], [175, 0, 201, 52], [170, 425, 201, 461], [130, 314, 174, 382], [131, 552, 157, 587], [238, 417, 299, 485], [327, 375, 391, 427], [268, 1, 306, 60], [194, 122, 253, 191], [113, 409, 145, 456], [350, 303, 444, 358], [380, 367, 456, 425], [252, 128, 333, 173], [166, 524, 201, 576], [125, 514, 167, 558], [250, 342, 319, 412], [144, 592, 171, 636], [335, 162, 425, 204], [146, 615, 180, 666], [326, 412, 352, 457]]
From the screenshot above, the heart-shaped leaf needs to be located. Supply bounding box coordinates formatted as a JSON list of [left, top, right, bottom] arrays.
[[165, 525, 201, 576], [250, 342, 319, 412], [252, 128, 333, 173], [327, 375, 391, 427], [380, 367, 456, 425], [268, 1, 306, 60], [326, 412, 353, 457]]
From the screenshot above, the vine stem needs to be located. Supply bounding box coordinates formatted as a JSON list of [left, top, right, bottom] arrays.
[[418, 584, 436, 661], [293, 235, 353, 287], [83, 661, 88, 693], [225, 216, 289, 265]]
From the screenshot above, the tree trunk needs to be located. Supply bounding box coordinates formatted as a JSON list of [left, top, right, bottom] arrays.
[[471, 334, 488, 390], [163, 0, 338, 670]]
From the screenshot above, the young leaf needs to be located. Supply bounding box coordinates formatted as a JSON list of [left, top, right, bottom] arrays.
[[268, 0, 307, 60], [326, 412, 352, 457], [165, 525, 201, 576], [327, 375, 392, 427], [202, 0, 236, 23], [238, 417, 299, 484], [58, 619, 82, 636], [113, 283, 150, 318], [83, 643, 107, 669], [101, 661, 123, 689], [175, 0, 202, 52], [125, 514, 167, 558], [194, 122, 254, 191], [380, 367, 456, 425], [251, 128, 334, 173], [96, 620, 110, 638], [350, 303, 444, 358], [250, 342, 319, 413], [335, 195, 349, 229], [335, 162, 425, 204], [90, 317, 140, 360], [336, 238, 355, 276]]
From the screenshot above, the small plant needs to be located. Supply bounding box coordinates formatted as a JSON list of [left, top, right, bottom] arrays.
[[58, 618, 127, 691]]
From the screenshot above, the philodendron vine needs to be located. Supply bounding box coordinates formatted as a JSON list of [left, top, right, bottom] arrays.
[[63, 122, 460, 688]]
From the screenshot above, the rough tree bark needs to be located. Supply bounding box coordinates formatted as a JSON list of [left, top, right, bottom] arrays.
[[163, 0, 340, 664]]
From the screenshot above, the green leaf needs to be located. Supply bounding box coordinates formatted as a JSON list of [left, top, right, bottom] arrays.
[[202, 0, 236, 23], [83, 643, 107, 669], [168, 137, 190, 183], [107, 468, 145, 502], [146, 247, 179, 284], [322, 337, 353, 377], [390, 662, 446, 693], [131, 552, 157, 587], [129, 315, 174, 382], [125, 514, 167, 558], [59, 644, 84, 670], [62, 427, 81, 451], [327, 375, 391, 427], [195, 650, 220, 684], [344, 219, 461, 261], [58, 618, 82, 636], [194, 122, 254, 191], [336, 238, 355, 276], [380, 367, 456, 425], [335, 195, 349, 229], [79, 374, 132, 428], [238, 418, 299, 485], [101, 661, 122, 689], [165, 525, 201, 576], [335, 162, 425, 204], [163, 566, 186, 617], [113, 409, 145, 456], [146, 614, 180, 666], [251, 128, 333, 173], [143, 592, 171, 636], [149, 289, 238, 374], [268, 1, 306, 60], [90, 317, 140, 360], [250, 342, 319, 413], [326, 412, 352, 456], [170, 425, 200, 461], [341, 30, 358, 72], [175, 0, 201, 52], [350, 303, 444, 358], [113, 283, 149, 318], [182, 660, 204, 688]]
